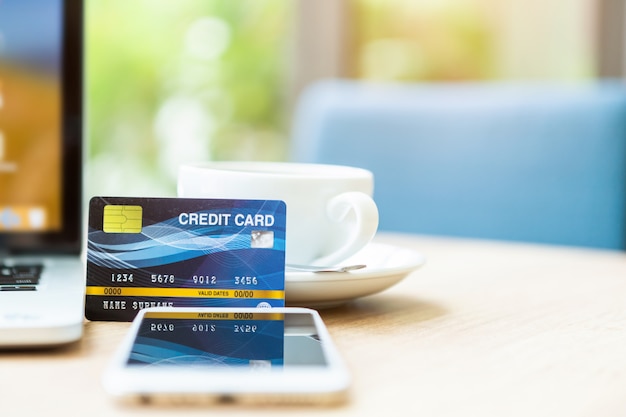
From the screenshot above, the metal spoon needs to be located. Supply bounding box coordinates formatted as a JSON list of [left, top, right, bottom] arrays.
[[285, 263, 367, 273]]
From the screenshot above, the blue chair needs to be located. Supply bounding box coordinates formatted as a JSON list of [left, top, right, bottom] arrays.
[[291, 80, 626, 250]]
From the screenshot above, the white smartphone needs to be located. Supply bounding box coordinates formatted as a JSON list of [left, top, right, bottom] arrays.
[[103, 307, 350, 406]]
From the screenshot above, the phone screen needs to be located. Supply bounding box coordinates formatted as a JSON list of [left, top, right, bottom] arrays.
[[126, 311, 329, 369]]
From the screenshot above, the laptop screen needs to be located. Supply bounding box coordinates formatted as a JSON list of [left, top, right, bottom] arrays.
[[0, 0, 82, 255]]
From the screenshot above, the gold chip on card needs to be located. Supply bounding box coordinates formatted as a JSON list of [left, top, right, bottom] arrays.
[[103, 205, 143, 233]]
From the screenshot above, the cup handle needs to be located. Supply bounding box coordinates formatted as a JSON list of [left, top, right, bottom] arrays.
[[311, 191, 379, 266]]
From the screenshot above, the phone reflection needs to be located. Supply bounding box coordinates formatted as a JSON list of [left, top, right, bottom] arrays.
[[128, 311, 284, 368]]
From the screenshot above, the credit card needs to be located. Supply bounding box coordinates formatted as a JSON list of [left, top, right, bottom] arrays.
[[85, 197, 286, 321]]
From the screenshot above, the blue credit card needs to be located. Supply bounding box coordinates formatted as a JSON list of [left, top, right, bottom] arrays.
[[85, 197, 286, 321]]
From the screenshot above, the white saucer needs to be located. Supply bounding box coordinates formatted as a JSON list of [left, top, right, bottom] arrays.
[[285, 242, 426, 308]]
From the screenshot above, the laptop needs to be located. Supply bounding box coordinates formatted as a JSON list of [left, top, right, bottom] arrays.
[[0, 0, 85, 347]]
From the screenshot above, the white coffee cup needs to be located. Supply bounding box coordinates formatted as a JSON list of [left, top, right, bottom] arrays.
[[178, 161, 379, 267]]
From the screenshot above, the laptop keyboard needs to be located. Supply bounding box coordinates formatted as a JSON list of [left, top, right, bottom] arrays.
[[0, 264, 42, 291]]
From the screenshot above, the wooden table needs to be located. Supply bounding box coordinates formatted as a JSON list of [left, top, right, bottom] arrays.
[[2, 233, 626, 416]]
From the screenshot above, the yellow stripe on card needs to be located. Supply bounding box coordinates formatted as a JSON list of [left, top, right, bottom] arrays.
[[85, 286, 284, 299]]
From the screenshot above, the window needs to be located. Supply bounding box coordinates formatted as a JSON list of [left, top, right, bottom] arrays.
[[87, 0, 624, 196]]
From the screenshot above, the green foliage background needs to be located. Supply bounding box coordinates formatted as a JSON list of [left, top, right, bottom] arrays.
[[86, 0, 292, 196]]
